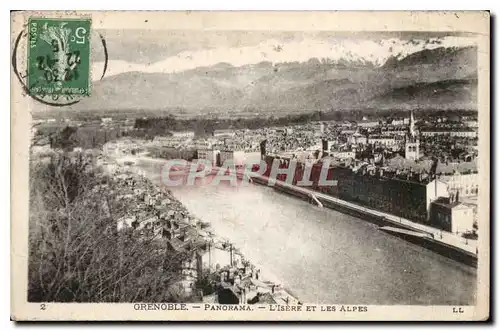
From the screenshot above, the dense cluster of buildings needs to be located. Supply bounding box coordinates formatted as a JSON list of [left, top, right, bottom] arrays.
[[100, 110, 478, 237], [257, 111, 478, 235], [31, 108, 480, 305], [100, 159, 299, 304]]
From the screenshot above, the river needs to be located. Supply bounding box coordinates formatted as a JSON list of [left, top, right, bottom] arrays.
[[134, 158, 476, 305]]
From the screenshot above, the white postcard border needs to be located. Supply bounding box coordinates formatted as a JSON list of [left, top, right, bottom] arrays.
[[11, 10, 490, 321]]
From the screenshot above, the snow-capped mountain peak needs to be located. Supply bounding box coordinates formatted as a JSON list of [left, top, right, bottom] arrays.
[[91, 36, 476, 80]]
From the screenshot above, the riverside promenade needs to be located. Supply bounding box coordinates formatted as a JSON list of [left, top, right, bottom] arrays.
[[120, 155, 477, 259], [249, 173, 477, 256]]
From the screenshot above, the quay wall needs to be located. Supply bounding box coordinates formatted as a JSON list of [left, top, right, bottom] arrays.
[[127, 156, 477, 268], [254, 175, 477, 268], [379, 230, 477, 267]]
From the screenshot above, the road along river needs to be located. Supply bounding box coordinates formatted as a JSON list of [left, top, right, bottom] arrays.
[[133, 158, 476, 305]]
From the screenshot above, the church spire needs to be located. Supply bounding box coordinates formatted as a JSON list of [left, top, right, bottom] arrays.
[[410, 110, 415, 138]]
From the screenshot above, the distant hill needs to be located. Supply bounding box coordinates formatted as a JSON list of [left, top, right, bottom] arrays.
[[383, 46, 477, 68], [369, 78, 478, 109], [63, 45, 478, 114]]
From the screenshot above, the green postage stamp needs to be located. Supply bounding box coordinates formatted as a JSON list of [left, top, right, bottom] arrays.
[[27, 17, 91, 98]]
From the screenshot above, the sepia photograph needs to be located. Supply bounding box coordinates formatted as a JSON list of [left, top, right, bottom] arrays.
[[10, 10, 490, 321]]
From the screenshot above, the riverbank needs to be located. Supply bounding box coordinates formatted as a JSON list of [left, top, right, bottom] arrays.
[[250, 175, 477, 267], [101, 155, 302, 305], [113, 153, 477, 267], [119, 154, 475, 304]]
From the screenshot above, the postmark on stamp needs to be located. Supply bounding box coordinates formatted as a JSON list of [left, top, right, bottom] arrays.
[[27, 17, 91, 100]]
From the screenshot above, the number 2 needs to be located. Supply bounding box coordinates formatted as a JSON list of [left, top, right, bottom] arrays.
[[40, 303, 46, 310]]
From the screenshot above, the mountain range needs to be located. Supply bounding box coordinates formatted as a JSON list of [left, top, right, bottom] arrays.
[[68, 45, 478, 114]]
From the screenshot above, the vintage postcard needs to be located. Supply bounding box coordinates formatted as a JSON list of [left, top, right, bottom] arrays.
[[11, 11, 490, 321]]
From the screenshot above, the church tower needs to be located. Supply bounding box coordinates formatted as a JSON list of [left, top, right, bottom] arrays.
[[405, 110, 419, 161]]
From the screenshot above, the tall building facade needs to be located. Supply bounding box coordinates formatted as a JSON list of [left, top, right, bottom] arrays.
[[261, 154, 448, 224]]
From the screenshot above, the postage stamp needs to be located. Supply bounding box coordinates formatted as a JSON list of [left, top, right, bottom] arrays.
[[10, 11, 490, 322], [27, 17, 91, 99]]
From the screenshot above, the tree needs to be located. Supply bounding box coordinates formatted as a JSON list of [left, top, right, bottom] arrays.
[[195, 268, 219, 296], [51, 126, 79, 151], [28, 153, 189, 302]]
